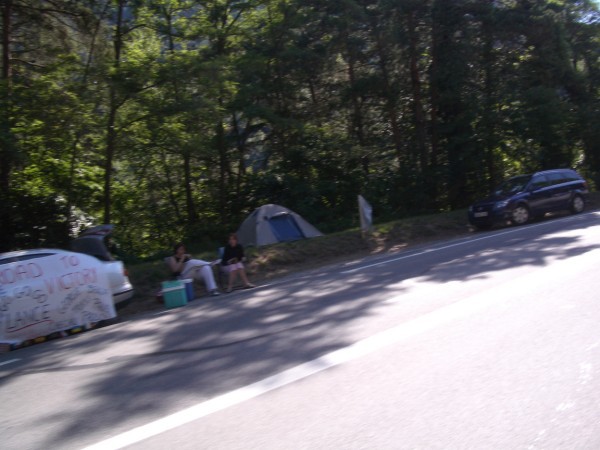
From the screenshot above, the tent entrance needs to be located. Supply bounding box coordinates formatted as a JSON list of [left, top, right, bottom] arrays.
[[268, 213, 304, 242]]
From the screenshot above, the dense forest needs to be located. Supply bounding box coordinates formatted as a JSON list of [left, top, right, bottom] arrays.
[[1, 0, 599, 257]]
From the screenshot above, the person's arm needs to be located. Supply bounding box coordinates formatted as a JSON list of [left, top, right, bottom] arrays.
[[169, 256, 187, 274]]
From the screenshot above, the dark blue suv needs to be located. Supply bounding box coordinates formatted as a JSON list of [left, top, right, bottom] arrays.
[[468, 169, 588, 230]]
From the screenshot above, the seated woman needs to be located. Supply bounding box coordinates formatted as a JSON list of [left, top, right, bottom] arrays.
[[168, 243, 220, 296], [221, 233, 255, 293]]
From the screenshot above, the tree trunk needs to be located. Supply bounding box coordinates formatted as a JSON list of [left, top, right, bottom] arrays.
[[374, 32, 403, 166], [231, 113, 247, 216], [103, 0, 125, 224], [407, 10, 428, 173], [428, 1, 443, 209], [216, 101, 228, 224], [481, 1, 499, 191], [0, 0, 13, 250], [346, 49, 366, 147], [183, 150, 197, 221]]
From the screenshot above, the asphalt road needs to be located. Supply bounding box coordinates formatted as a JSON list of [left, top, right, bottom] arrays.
[[1, 211, 600, 450]]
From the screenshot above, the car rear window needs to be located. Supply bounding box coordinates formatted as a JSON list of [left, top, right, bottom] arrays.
[[70, 238, 113, 261]]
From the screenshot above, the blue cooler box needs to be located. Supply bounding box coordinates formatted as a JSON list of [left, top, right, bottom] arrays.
[[161, 280, 187, 309], [182, 278, 195, 301]]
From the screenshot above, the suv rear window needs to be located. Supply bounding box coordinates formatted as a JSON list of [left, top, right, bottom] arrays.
[[70, 237, 113, 261], [564, 171, 582, 182], [530, 175, 550, 190], [495, 175, 531, 195], [547, 172, 566, 185]]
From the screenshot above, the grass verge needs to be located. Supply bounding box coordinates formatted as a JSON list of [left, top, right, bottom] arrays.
[[119, 192, 600, 320], [119, 208, 471, 318]]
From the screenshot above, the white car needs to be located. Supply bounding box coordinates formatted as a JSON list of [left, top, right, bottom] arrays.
[[0, 226, 133, 345], [0, 224, 134, 309], [0, 247, 133, 308], [0, 247, 130, 345]]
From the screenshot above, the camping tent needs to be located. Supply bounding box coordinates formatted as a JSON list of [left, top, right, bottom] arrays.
[[236, 204, 323, 247]]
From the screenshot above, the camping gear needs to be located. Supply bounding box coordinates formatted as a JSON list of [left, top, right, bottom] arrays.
[[182, 278, 195, 301], [161, 280, 187, 309], [236, 204, 323, 247]]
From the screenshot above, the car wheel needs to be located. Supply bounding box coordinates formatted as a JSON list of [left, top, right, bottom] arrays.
[[511, 204, 530, 225], [570, 195, 585, 214]]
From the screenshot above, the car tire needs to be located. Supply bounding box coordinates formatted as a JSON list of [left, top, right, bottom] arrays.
[[570, 195, 585, 214], [511, 204, 530, 225]]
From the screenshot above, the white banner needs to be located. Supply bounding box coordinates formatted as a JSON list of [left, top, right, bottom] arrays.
[[0, 252, 116, 344], [358, 195, 373, 232]]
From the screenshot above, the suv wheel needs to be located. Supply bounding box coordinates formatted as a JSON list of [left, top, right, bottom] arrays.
[[570, 195, 585, 214], [512, 204, 530, 225]]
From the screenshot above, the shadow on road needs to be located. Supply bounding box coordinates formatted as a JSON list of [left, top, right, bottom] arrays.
[[419, 213, 600, 284]]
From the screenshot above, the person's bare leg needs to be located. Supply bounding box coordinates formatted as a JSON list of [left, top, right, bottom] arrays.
[[227, 269, 238, 292], [240, 269, 254, 287]]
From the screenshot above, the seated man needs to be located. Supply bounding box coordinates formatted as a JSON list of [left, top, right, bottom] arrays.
[[168, 243, 220, 296]]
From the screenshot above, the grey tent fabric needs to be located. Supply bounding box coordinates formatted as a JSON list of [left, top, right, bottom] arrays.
[[236, 204, 323, 247]]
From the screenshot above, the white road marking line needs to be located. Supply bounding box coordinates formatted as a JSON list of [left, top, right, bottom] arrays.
[[341, 212, 599, 274], [82, 285, 509, 450], [0, 358, 20, 367]]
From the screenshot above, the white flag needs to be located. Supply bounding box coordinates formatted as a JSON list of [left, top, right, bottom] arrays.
[[358, 195, 373, 232]]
